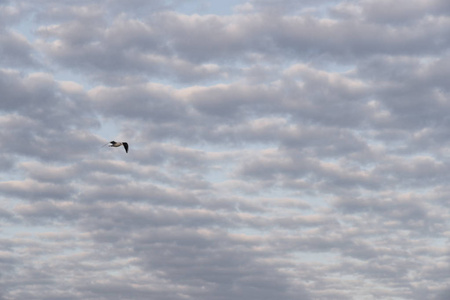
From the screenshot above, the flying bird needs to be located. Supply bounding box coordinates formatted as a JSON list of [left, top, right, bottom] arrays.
[[107, 141, 129, 153]]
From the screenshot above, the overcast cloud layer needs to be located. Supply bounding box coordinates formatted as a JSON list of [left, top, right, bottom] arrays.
[[1, 0, 450, 299]]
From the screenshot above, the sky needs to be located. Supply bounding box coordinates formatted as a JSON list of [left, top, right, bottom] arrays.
[[1, 0, 450, 299]]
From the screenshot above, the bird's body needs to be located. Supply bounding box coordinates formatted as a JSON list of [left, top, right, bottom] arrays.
[[108, 141, 129, 153]]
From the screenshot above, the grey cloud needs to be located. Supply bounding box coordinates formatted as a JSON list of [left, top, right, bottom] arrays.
[[333, 193, 444, 232], [0, 154, 15, 171], [130, 228, 311, 300], [0, 30, 38, 68], [0, 69, 100, 161], [0, 207, 15, 220], [0, 179, 74, 201], [6, 197, 314, 299], [2, 1, 450, 299], [0, 2, 30, 28], [358, 0, 450, 24], [249, 0, 333, 13], [19, 161, 79, 183], [30, 3, 450, 85], [35, 11, 227, 83], [90, 83, 188, 122]]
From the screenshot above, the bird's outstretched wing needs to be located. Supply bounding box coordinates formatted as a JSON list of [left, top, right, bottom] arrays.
[[123, 142, 129, 153]]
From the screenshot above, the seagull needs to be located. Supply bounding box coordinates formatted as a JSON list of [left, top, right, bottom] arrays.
[[107, 141, 129, 153]]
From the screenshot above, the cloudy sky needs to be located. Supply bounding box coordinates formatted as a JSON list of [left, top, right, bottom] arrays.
[[1, 0, 450, 299]]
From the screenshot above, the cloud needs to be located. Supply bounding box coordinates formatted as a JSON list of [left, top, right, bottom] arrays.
[[0, 30, 38, 68], [1, 1, 450, 299]]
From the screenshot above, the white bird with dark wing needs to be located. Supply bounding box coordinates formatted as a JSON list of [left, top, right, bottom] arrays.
[[107, 141, 129, 153]]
